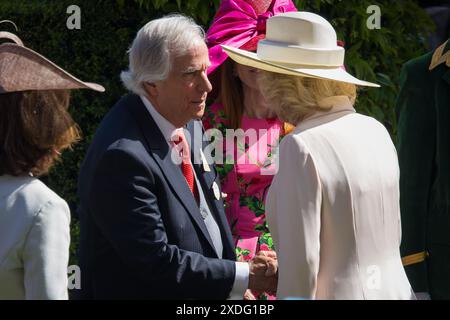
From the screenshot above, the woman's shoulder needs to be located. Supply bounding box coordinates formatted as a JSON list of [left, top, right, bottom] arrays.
[[279, 131, 313, 158], [0, 175, 69, 220], [283, 125, 313, 142], [351, 113, 392, 137]]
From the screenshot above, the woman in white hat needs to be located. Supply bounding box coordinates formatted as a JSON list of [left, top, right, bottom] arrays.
[[0, 29, 104, 299], [223, 12, 415, 299]]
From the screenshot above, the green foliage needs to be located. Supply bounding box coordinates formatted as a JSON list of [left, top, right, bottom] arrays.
[[0, 0, 434, 267], [294, 0, 434, 136], [130, 0, 222, 26]]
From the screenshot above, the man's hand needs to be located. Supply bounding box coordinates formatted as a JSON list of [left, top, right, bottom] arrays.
[[243, 289, 256, 300], [247, 251, 278, 294], [256, 250, 277, 275]]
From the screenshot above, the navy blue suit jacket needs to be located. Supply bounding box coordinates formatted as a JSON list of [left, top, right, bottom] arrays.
[[76, 94, 236, 299]]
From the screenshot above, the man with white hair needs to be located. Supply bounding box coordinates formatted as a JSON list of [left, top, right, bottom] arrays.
[[76, 14, 277, 299]]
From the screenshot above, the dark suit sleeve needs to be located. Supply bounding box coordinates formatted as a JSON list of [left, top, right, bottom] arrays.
[[396, 60, 436, 293], [88, 146, 235, 299]]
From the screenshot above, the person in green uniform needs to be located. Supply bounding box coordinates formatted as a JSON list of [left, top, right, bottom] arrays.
[[396, 38, 450, 300]]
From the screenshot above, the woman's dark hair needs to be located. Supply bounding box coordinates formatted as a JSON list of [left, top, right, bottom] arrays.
[[218, 58, 244, 129], [0, 90, 80, 176]]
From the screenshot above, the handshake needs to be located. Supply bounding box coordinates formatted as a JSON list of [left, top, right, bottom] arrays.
[[246, 251, 278, 300]]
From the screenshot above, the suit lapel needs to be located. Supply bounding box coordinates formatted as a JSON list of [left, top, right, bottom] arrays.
[[127, 95, 217, 253], [187, 120, 236, 259]]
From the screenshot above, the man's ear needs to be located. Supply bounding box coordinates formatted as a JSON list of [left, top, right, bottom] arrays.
[[143, 82, 158, 97]]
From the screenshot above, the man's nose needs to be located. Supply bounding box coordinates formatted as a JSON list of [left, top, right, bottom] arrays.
[[198, 71, 212, 93]]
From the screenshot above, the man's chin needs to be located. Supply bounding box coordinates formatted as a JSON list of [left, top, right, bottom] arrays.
[[194, 109, 205, 119]]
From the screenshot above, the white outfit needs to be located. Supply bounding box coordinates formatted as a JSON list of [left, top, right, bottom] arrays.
[[266, 96, 415, 300], [0, 175, 70, 299]]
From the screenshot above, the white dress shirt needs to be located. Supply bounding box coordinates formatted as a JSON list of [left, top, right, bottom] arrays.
[[140, 96, 249, 299]]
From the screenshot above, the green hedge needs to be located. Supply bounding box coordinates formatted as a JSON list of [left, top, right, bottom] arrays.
[[0, 0, 434, 266]]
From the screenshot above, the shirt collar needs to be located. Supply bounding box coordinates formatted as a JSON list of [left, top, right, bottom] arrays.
[[140, 95, 183, 145]]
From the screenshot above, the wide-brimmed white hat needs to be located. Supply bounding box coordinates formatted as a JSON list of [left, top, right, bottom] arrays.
[[222, 11, 380, 87]]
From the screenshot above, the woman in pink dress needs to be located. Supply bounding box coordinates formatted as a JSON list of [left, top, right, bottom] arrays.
[[203, 0, 298, 300]]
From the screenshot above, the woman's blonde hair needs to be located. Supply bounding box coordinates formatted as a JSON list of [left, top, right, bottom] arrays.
[[259, 72, 357, 125]]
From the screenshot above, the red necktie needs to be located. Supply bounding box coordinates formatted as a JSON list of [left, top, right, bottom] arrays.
[[172, 131, 199, 202]]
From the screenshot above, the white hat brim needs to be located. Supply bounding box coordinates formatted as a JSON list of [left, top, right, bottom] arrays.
[[222, 45, 380, 88]]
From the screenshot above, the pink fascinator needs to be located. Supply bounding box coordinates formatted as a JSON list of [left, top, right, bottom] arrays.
[[206, 0, 298, 75]]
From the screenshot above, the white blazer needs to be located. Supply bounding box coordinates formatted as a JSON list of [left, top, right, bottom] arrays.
[[266, 96, 415, 300], [0, 175, 70, 299]]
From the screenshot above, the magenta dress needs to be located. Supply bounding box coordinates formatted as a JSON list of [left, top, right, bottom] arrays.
[[203, 103, 289, 300]]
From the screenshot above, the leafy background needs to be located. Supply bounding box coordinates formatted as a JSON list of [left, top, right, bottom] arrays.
[[0, 0, 435, 268]]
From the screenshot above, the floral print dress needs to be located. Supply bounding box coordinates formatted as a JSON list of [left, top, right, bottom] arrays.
[[203, 103, 291, 300]]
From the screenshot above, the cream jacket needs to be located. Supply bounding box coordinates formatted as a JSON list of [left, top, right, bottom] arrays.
[[266, 96, 415, 300], [0, 175, 70, 299]]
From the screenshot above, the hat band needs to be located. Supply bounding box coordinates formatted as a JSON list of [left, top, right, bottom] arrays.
[[0, 31, 24, 46], [257, 39, 345, 67]]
